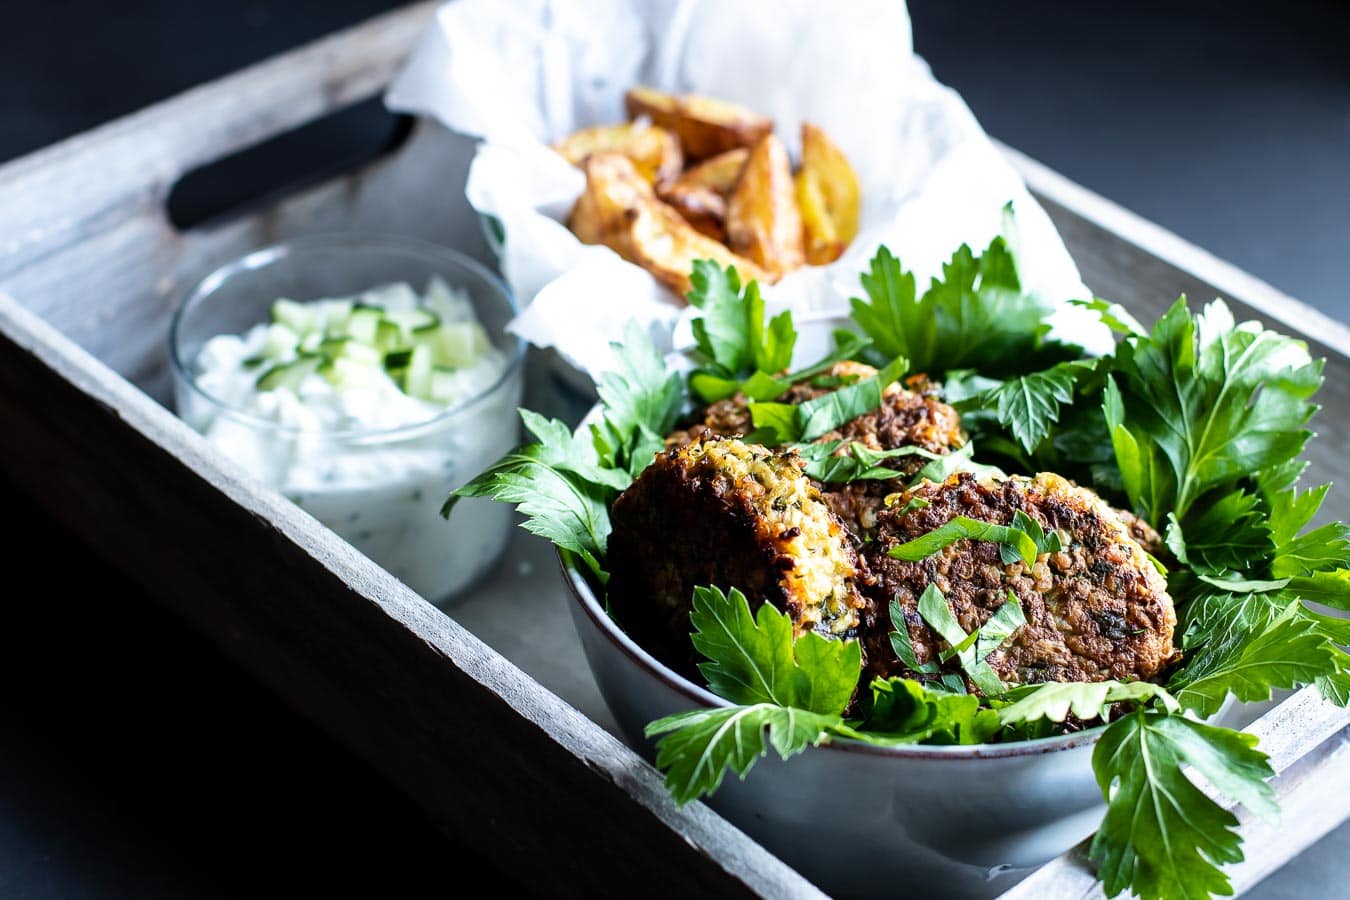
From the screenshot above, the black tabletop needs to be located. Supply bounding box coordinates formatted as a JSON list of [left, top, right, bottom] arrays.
[[2, 2, 1347, 897]]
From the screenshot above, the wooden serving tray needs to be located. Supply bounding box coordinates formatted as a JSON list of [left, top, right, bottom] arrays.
[[1, 5, 1347, 896]]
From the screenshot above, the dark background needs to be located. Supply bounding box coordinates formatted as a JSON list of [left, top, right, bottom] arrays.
[[2, 2, 1347, 897]]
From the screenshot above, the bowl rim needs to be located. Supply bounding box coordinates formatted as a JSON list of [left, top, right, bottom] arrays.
[[564, 312, 1115, 760], [168, 232, 528, 441]]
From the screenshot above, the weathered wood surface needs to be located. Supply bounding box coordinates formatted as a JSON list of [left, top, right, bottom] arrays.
[[0, 3, 1347, 898]]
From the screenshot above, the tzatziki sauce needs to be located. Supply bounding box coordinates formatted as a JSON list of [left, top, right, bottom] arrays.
[[178, 278, 522, 602]]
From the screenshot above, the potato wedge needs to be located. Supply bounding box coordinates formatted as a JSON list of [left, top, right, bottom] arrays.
[[796, 122, 861, 265], [568, 152, 767, 298], [671, 147, 750, 195], [655, 182, 728, 241], [567, 152, 656, 258], [553, 122, 683, 184], [655, 148, 750, 241], [630, 204, 771, 297], [625, 86, 772, 161], [725, 134, 804, 278]]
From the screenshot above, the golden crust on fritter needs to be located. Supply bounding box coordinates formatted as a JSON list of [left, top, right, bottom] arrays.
[[859, 472, 1178, 691], [607, 438, 864, 677], [664, 365, 965, 535]]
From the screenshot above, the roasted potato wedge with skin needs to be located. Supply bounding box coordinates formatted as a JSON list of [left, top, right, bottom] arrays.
[[796, 122, 861, 265], [630, 204, 770, 298], [568, 151, 767, 297], [567, 152, 656, 258], [670, 147, 750, 194], [655, 182, 728, 241], [655, 148, 750, 241], [625, 86, 772, 161], [553, 122, 683, 184], [726, 134, 804, 278]]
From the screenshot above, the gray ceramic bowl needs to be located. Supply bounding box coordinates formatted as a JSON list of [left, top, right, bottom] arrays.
[[563, 314, 1113, 899]]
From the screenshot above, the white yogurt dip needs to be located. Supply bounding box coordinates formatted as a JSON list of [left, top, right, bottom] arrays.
[[178, 278, 522, 602]]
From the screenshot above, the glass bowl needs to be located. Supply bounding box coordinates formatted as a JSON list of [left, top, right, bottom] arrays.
[[169, 233, 526, 604]]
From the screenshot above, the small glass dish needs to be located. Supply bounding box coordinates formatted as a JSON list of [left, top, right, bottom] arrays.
[[169, 233, 526, 605]]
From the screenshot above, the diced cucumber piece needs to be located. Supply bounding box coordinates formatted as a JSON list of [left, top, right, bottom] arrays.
[[382, 308, 440, 340], [375, 320, 404, 354], [260, 323, 299, 358], [324, 356, 390, 390], [345, 308, 382, 345], [363, 282, 418, 312], [321, 299, 354, 336], [256, 354, 322, 391], [271, 299, 317, 333], [338, 341, 382, 366], [383, 349, 413, 370], [422, 276, 473, 323], [435, 322, 491, 368], [402, 344, 434, 400], [255, 284, 490, 405]]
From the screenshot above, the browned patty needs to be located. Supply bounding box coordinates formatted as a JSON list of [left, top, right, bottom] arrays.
[[665, 363, 965, 535], [607, 437, 864, 678], [858, 472, 1178, 691]]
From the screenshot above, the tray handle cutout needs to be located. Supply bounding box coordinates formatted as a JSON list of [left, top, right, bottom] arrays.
[[167, 97, 413, 231]]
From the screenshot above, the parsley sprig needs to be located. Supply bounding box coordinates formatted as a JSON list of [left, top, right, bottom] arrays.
[[446, 322, 679, 581]]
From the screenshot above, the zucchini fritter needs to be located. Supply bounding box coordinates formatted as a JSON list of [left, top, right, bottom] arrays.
[[860, 472, 1178, 690], [665, 363, 965, 535], [607, 437, 863, 676]]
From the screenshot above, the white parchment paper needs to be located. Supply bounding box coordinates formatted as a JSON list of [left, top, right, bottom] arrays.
[[388, 0, 1108, 377]]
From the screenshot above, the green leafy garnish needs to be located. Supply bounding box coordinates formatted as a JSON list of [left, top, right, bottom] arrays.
[[749, 355, 908, 445], [1267, 483, 1350, 577], [446, 325, 680, 580], [687, 586, 861, 711], [888, 517, 1039, 568], [686, 261, 796, 403], [645, 703, 848, 806], [888, 595, 938, 675], [1164, 489, 1273, 575], [848, 234, 1060, 378], [914, 584, 1024, 696], [996, 680, 1178, 728], [968, 359, 1099, 455], [854, 677, 1001, 745], [1169, 611, 1343, 717], [1105, 297, 1322, 524], [904, 442, 1006, 488], [792, 441, 940, 483], [591, 322, 685, 478], [1090, 711, 1277, 900], [644, 585, 860, 804], [448, 410, 621, 580]]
